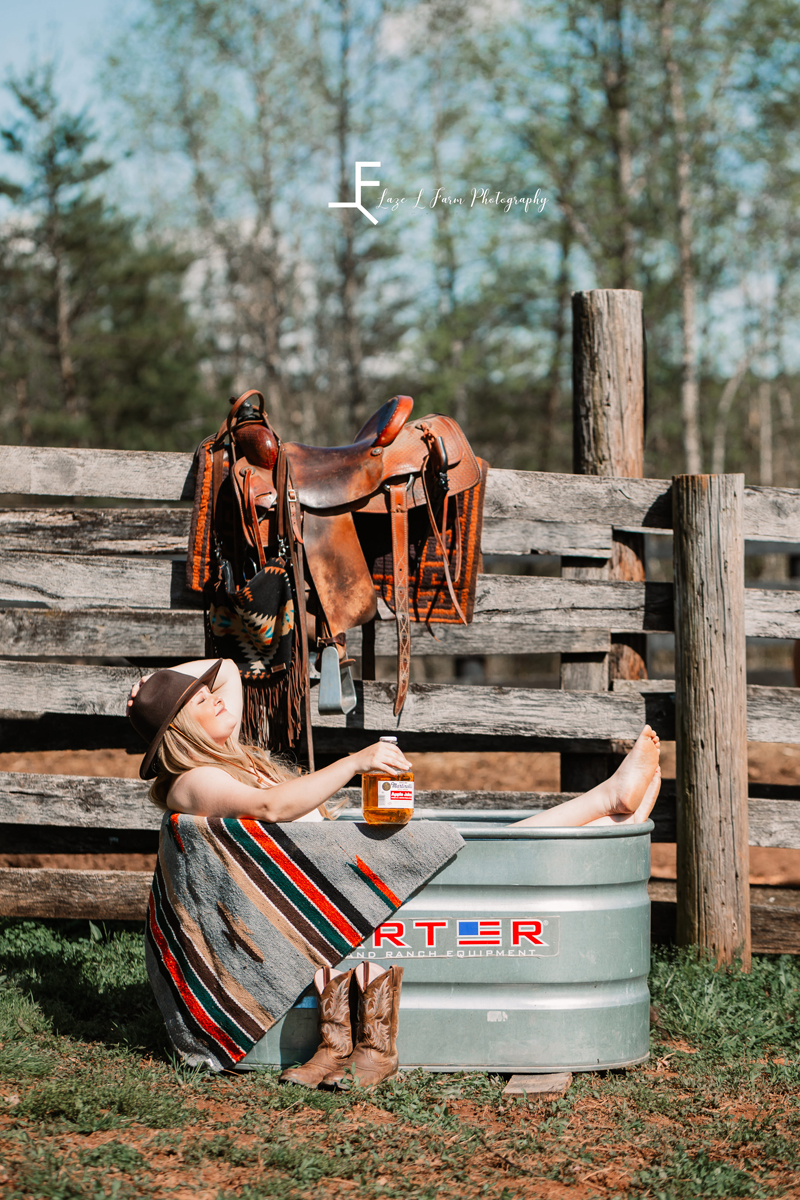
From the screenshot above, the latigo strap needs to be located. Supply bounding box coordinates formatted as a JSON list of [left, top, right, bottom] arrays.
[[388, 482, 411, 717]]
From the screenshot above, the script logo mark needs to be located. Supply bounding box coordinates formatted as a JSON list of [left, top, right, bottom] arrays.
[[329, 161, 381, 225]]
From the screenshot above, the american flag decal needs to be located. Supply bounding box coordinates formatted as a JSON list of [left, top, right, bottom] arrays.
[[457, 920, 502, 946]]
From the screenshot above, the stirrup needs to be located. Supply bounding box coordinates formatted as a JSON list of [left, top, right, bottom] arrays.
[[317, 644, 357, 715]]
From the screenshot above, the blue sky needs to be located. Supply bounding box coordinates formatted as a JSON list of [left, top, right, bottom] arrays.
[[1, 0, 119, 113]]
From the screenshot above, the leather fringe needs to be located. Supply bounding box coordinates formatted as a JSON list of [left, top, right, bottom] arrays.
[[240, 632, 307, 755]]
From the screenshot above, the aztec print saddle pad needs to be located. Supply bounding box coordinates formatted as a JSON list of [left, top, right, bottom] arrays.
[[145, 813, 464, 1072]]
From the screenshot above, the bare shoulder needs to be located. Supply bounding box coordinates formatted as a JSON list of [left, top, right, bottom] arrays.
[[168, 766, 256, 817]]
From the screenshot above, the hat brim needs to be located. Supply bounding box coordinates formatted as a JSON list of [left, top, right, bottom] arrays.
[[139, 659, 223, 781]]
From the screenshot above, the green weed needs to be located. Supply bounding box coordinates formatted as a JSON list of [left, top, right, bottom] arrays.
[[16, 1071, 193, 1132], [0, 1039, 61, 1078], [183, 1133, 260, 1166], [649, 947, 800, 1059], [78, 1141, 148, 1172], [0, 918, 165, 1055], [2, 921, 800, 1199], [632, 1147, 769, 1198], [8, 1140, 144, 1200]]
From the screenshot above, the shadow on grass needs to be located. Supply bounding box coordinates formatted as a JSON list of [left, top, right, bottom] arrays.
[[0, 917, 170, 1057]]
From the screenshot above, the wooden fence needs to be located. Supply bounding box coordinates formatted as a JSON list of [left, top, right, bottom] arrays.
[[2, 291, 800, 959]]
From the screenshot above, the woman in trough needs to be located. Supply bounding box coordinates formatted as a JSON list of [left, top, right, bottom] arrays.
[[129, 657, 661, 1086], [127, 656, 661, 827]]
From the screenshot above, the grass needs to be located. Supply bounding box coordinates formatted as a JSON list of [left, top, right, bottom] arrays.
[[1, 919, 799, 1199]]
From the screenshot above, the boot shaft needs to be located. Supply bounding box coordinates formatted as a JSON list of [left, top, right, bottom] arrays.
[[319, 969, 355, 1057], [356, 965, 403, 1054]]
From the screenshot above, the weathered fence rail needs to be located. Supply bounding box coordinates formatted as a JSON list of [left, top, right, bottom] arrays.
[[3, 450, 800, 539], [3, 575, 799, 637], [3, 288, 800, 964], [3, 664, 800, 744]]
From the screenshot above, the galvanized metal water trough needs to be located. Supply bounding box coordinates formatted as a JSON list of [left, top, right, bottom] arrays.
[[241, 812, 653, 1073]]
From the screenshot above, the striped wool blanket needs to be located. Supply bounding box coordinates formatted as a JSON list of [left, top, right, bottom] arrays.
[[145, 813, 464, 1071]]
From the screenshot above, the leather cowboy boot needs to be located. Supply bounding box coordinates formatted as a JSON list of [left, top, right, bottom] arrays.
[[323, 963, 404, 1089], [279, 967, 354, 1088]]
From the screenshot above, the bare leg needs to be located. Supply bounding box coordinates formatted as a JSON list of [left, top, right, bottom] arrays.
[[510, 726, 660, 827]]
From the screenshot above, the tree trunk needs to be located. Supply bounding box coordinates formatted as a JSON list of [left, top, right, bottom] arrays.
[[758, 381, 773, 485], [541, 218, 572, 472], [53, 252, 79, 416], [251, 59, 287, 430], [603, 0, 635, 288], [335, 0, 366, 436], [711, 352, 755, 474], [673, 473, 750, 968], [660, 0, 702, 474]]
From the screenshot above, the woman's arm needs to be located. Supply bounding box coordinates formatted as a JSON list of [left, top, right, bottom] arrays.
[[127, 658, 243, 738], [170, 740, 412, 820]]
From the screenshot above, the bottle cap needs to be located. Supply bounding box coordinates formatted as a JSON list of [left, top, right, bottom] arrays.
[[379, 736, 398, 744]]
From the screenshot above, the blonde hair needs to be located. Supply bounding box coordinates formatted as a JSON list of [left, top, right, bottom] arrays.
[[148, 705, 298, 812]]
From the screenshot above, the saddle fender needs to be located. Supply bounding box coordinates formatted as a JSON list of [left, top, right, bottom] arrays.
[[301, 510, 378, 637], [231, 457, 277, 556]]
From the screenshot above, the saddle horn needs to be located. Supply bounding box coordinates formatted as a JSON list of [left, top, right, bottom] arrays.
[[228, 389, 279, 470]]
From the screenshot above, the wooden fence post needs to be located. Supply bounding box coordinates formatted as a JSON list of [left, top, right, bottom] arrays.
[[673, 473, 750, 968], [562, 288, 647, 790]]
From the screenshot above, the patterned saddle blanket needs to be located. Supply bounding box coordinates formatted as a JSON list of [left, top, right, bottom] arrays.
[[145, 813, 464, 1072]]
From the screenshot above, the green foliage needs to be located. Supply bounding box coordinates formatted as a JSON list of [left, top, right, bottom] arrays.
[[0, 65, 207, 451], [632, 1147, 769, 1199], [9, 1143, 109, 1200], [0, 918, 167, 1053], [78, 1142, 147, 1172], [0, 4, 798, 478], [16, 1073, 189, 1133], [183, 1133, 259, 1166], [2, 921, 800, 1199], [649, 946, 800, 1059]]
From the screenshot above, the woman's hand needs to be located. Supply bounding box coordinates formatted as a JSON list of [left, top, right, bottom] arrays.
[[127, 674, 154, 710], [352, 741, 412, 778]]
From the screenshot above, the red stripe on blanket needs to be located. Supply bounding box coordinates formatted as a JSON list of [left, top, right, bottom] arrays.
[[355, 856, 402, 908], [169, 813, 185, 853], [147, 891, 242, 1062], [240, 820, 362, 946]]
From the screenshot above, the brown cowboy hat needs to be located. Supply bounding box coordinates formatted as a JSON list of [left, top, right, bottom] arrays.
[[127, 660, 223, 780]]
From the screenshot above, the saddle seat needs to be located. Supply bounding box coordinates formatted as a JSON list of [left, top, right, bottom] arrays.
[[284, 395, 472, 513], [280, 394, 411, 510]]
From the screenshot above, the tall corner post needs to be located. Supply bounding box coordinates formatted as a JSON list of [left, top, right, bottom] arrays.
[[673, 473, 750, 968], [562, 288, 647, 791]]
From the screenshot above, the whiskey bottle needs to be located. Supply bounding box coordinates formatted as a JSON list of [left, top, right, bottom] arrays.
[[361, 736, 415, 825]]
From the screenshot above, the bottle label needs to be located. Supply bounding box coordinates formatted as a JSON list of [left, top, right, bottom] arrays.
[[377, 780, 415, 810]]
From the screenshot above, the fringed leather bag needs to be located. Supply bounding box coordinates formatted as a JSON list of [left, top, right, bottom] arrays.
[[190, 394, 309, 754]]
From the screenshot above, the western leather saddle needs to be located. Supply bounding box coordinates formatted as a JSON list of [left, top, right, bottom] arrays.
[[188, 391, 487, 761]]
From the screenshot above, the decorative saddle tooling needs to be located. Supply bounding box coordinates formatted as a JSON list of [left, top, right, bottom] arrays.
[[187, 391, 488, 761]]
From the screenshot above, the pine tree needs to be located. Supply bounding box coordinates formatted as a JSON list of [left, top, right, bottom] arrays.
[[0, 65, 205, 450]]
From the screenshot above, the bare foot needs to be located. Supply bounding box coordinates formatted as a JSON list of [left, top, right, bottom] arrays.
[[634, 764, 661, 822], [594, 766, 661, 826], [510, 725, 661, 830], [607, 726, 660, 817]]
